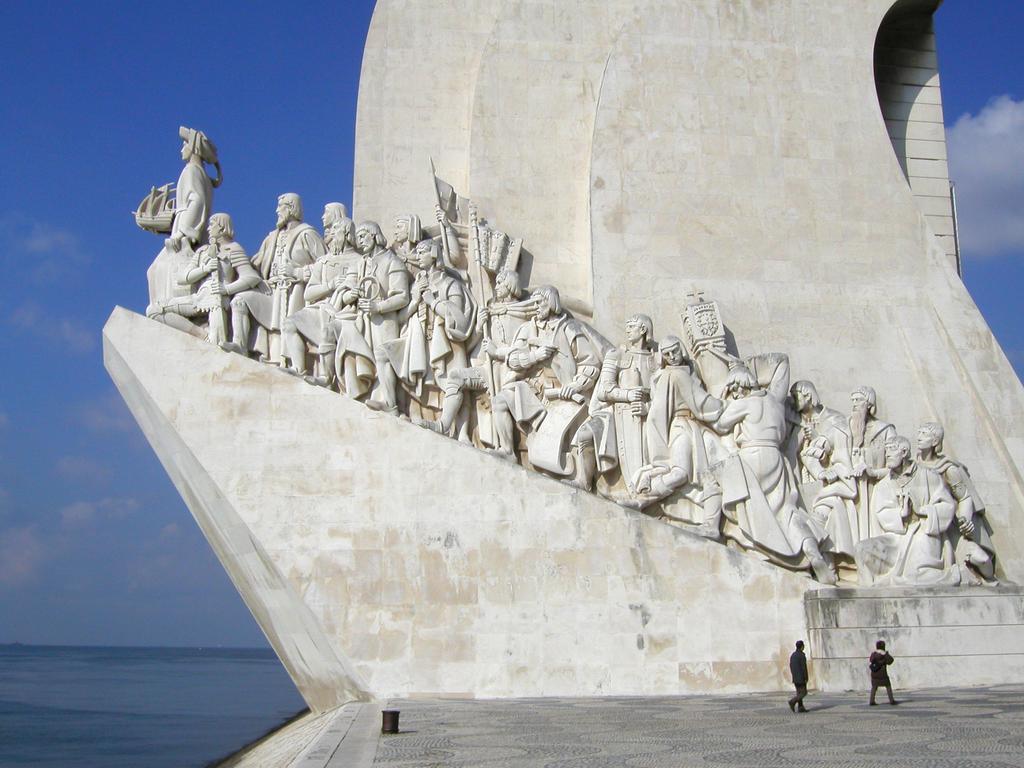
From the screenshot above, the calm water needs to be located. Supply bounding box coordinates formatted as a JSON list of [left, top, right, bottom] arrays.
[[0, 645, 305, 768]]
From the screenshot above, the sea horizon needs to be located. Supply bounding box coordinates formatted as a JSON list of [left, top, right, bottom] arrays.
[[0, 643, 305, 768]]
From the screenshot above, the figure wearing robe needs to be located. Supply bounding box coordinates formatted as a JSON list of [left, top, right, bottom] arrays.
[[230, 222, 325, 363], [331, 244, 410, 409], [389, 263, 475, 412], [146, 159, 215, 317], [700, 354, 834, 582], [858, 463, 960, 586], [582, 346, 659, 493], [281, 245, 358, 384], [632, 360, 725, 508]]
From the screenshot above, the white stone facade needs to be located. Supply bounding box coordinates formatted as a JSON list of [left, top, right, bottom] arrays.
[[354, 0, 1024, 583]]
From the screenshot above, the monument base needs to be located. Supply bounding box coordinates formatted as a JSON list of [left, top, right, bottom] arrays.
[[806, 586, 1024, 691]]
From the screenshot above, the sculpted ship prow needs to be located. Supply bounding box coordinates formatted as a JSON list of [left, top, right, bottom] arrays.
[[133, 126, 1001, 590]]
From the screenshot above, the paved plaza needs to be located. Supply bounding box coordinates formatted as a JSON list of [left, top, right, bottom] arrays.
[[371, 687, 1024, 768]]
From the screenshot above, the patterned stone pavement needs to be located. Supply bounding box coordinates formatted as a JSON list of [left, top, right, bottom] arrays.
[[373, 687, 1024, 768]]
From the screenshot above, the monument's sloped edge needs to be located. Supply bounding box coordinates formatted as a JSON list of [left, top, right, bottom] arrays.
[[103, 306, 370, 711], [103, 307, 824, 698]]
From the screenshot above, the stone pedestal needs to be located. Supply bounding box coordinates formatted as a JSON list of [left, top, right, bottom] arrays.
[[806, 586, 1024, 691]]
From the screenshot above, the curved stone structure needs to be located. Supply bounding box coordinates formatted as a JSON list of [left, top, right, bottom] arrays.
[[354, 0, 1024, 583]]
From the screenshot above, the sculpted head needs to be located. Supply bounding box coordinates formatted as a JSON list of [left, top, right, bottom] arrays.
[[917, 421, 944, 454], [850, 385, 877, 416], [625, 314, 654, 346], [724, 364, 758, 399], [323, 203, 352, 253], [322, 203, 349, 229], [354, 221, 387, 254], [178, 125, 218, 165], [884, 435, 912, 469], [531, 285, 562, 321], [494, 268, 522, 301], [207, 212, 234, 243], [276, 193, 303, 228], [791, 380, 820, 413], [326, 217, 354, 253], [412, 237, 442, 271], [660, 336, 687, 367], [393, 214, 422, 246]]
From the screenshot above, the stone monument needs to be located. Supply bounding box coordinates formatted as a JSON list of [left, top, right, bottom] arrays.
[[106, 0, 1024, 715]]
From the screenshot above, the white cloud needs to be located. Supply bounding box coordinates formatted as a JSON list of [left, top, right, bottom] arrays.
[[947, 95, 1024, 259], [56, 456, 112, 481], [0, 211, 91, 280], [60, 497, 139, 528], [75, 392, 135, 433], [0, 526, 45, 586], [0, 213, 90, 282], [10, 303, 96, 354]]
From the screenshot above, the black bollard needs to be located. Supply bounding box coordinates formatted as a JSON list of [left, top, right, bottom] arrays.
[[381, 709, 400, 734]]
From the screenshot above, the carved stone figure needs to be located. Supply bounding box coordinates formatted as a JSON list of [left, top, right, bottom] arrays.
[[857, 436, 960, 586], [338, 221, 410, 413], [488, 286, 604, 475], [847, 385, 897, 539], [385, 237, 475, 414], [698, 356, 837, 584], [390, 213, 422, 265], [280, 203, 357, 386], [166, 213, 260, 345], [423, 268, 531, 441], [133, 151, 1003, 588], [224, 194, 325, 364], [572, 314, 657, 495], [632, 337, 725, 509], [917, 422, 996, 583], [790, 380, 860, 559], [146, 126, 222, 332]]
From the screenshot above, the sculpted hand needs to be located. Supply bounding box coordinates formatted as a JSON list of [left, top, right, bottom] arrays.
[[958, 516, 976, 537], [801, 424, 815, 442], [165, 234, 183, 252], [434, 204, 446, 225], [536, 344, 558, 361], [627, 388, 648, 404], [358, 298, 379, 314], [820, 468, 838, 483], [559, 384, 581, 401], [630, 401, 648, 418], [852, 461, 868, 477], [483, 339, 499, 358], [476, 308, 490, 330]]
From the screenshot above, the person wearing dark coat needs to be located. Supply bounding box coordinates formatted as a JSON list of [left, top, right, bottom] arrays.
[[788, 640, 809, 712], [869, 639, 897, 705]]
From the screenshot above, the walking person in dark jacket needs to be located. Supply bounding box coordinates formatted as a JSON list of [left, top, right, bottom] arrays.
[[788, 640, 809, 712], [869, 640, 897, 705]]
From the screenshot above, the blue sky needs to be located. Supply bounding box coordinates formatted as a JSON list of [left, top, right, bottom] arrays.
[[0, 1, 1022, 647]]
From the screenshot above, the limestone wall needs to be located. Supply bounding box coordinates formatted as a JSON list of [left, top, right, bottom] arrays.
[[353, 0, 1024, 583], [105, 308, 813, 708], [806, 586, 1024, 691]]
